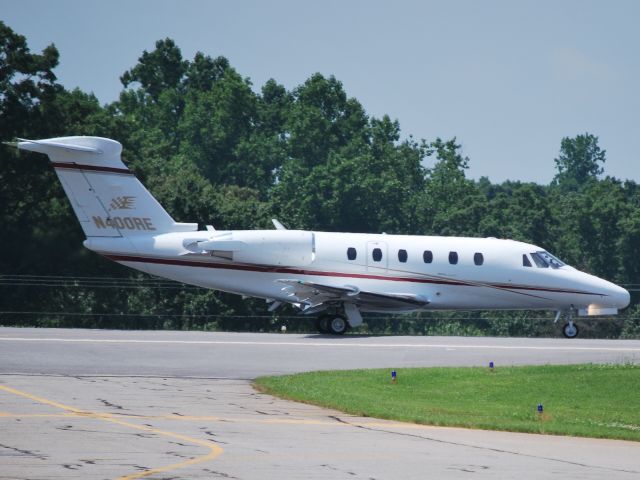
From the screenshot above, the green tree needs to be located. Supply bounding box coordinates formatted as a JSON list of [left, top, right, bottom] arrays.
[[286, 73, 368, 169], [0, 21, 60, 138], [617, 201, 640, 285], [120, 38, 187, 102], [272, 112, 427, 233], [422, 138, 486, 236], [553, 133, 606, 190], [478, 182, 551, 245], [178, 68, 265, 187]]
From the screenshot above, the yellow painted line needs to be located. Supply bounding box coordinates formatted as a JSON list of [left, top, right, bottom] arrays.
[[105, 417, 223, 480], [0, 406, 462, 434], [0, 404, 472, 434], [0, 409, 446, 430], [0, 412, 77, 418], [0, 385, 223, 480], [0, 384, 87, 413]]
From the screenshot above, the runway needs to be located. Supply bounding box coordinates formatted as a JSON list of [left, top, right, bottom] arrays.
[[1, 328, 639, 479]]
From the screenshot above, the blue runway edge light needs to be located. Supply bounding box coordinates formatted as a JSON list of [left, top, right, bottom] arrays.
[[391, 370, 397, 383], [537, 403, 544, 413]]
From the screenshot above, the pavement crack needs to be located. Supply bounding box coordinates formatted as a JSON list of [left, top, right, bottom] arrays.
[[203, 469, 239, 479], [321, 463, 358, 476], [254, 410, 273, 415], [167, 450, 189, 459], [328, 415, 347, 424], [97, 398, 126, 410], [448, 464, 490, 473], [0, 443, 47, 460], [202, 431, 229, 444]]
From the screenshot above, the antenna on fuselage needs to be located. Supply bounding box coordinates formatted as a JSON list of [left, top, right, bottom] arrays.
[[272, 219, 287, 230]]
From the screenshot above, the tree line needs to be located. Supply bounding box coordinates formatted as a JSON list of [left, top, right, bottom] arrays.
[[1, 22, 639, 337]]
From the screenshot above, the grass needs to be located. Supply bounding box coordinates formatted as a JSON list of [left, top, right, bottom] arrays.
[[255, 364, 640, 441]]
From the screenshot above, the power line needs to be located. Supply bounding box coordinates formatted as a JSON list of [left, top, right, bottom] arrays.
[[0, 311, 636, 320], [0, 311, 290, 318]]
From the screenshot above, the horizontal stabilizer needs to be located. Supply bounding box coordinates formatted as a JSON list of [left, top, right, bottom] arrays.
[[17, 138, 102, 154]]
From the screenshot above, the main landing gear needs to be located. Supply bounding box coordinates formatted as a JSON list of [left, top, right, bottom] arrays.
[[562, 320, 579, 339], [555, 309, 579, 339], [316, 314, 348, 335]]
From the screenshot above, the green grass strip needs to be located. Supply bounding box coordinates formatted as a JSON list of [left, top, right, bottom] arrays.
[[255, 364, 640, 441]]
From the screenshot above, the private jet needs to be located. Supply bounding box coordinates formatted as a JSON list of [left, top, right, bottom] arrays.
[[12, 136, 630, 336]]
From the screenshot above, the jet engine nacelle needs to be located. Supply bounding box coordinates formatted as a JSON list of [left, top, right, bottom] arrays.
[[202, 230, 315, 266]]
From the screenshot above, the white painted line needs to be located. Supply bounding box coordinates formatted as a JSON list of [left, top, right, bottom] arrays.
[[1, 337, 640, 352]]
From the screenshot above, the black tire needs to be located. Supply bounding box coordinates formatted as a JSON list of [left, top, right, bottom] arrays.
[[562, 322, 579, 339], [316, 315, 330, 334], [328, 315, 348, 335]]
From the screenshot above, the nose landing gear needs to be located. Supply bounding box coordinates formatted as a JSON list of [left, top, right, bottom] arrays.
[[562, 320, 579, 339], [555, 309, 579, 339]]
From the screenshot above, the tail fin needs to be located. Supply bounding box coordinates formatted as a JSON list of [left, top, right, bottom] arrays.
[[17, 136, 197, 237]]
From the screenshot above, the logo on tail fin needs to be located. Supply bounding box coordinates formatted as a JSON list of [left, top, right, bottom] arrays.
[[109, 196, 136, 210]]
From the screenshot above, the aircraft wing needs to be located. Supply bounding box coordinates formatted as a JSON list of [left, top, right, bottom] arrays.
[[277, 279, 429, 313]]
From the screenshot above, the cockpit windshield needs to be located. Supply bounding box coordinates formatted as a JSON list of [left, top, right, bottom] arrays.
[[530, 251, 566, 269]]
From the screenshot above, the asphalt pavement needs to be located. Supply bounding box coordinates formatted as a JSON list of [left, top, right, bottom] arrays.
[[0, 327, 639, 479]]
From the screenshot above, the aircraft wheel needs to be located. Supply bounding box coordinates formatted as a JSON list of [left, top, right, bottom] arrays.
[[562, 321, 579, 339], [328, 315, 348, 335], [316, 315, 330, 334]]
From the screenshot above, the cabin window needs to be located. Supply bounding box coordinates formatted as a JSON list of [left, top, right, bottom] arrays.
[[423, 250, 433, 263], [474, 252, 484, 265], [398, 249, 408, 263], [347, 247, 357, 261], [522, 254, 532, 267], [449, 251, 458, 264], [372, 248, 383, 262]]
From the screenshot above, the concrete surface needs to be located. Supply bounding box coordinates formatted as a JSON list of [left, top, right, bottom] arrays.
[[2, 328, 640, 378], [0, 328, 639, 479]]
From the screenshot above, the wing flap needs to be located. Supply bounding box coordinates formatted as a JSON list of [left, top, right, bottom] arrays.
[[277, 279, 429, 312]]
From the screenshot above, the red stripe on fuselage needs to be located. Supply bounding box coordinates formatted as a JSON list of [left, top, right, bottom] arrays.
[[103, 253, 604, 297], [51, 162, 132, 175]]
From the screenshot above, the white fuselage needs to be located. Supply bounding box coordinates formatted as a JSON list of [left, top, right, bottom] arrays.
[[17, 135, 630, 336], [84, 230, 630, 314]]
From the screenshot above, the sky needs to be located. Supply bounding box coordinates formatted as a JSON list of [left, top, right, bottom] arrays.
[[3, 0, 639, 184]]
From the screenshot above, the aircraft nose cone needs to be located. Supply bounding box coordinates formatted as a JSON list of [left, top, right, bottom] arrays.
[[613, 285, 631, 309]]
